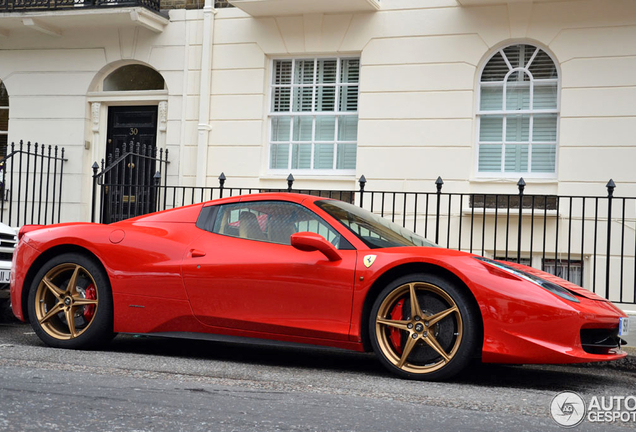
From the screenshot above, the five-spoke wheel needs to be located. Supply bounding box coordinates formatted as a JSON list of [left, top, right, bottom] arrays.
[[370, 274, 479, 380], [28, 253, 113, 349]]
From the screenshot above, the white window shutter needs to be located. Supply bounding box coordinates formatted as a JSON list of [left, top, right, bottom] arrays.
[[477, 44, 559, 176], [270, 58, 358, 171]]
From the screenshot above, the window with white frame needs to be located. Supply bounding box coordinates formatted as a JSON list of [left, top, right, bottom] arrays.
[[269, 58, 359, 172], [543, 259, 583, 287], [477, 44, 559, 176], [0, 81, 8, 159]]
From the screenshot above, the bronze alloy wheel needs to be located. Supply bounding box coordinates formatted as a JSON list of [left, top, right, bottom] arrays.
[[375, 282, 463, 373], [372, 278, 472, 379], [34, 263, 100, 340]]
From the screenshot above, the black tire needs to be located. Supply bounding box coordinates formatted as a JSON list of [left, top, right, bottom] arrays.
[[369, 273, 480, 381], [0, 298, 16, 323], [27, 252, 114, 349]]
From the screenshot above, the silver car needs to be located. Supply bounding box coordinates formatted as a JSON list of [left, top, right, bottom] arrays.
[[0, 222, 17, 319]]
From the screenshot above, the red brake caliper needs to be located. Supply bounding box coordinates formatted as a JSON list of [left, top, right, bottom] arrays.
[[389, 299, 404, 355], [83, 284, 96, 321]]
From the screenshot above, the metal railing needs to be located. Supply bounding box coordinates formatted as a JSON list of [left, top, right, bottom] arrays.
[[0, 141, 67, 227], [91, 142, 169, 224], [102, 172, 635, 305], [0, 0, 161, 13]]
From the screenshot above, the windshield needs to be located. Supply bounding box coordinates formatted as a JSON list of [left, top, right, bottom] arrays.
[[315, 200, 438, 249]]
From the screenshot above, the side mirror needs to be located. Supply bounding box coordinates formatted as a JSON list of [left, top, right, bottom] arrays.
[[290, 232, 342, 262]]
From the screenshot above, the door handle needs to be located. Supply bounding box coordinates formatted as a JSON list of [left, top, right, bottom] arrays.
[[190, 249, 206, 258]]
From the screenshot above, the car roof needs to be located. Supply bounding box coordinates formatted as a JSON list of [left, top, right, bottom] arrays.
[[203, 192, 332, 207]]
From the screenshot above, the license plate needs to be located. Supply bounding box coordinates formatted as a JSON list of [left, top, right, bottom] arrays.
[[619, 317, 629, 336], [0, 270, 9, 284]]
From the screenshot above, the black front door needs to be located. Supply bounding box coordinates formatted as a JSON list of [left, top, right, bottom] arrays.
[[106, 106, 158, 156], [103, 106, 158, 222]]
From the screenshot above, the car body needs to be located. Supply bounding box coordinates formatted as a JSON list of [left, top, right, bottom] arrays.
[[10, 193, 628, 380]]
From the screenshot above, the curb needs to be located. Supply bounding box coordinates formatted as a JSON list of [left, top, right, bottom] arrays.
[[577, 346, 636, 372]]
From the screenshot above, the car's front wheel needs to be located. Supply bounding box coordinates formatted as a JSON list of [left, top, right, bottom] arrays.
[[27, 253, 113, 349], [369, 273, 479, 381]]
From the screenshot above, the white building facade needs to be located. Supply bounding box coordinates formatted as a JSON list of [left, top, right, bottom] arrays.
[[0, 0, 635, 306]]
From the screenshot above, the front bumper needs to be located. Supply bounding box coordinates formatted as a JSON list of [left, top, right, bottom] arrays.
[[481, 295, 627, 364], [10, 239, 40, 322]]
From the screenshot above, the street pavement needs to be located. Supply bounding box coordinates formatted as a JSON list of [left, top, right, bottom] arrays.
[[1, 317, 635, 431]]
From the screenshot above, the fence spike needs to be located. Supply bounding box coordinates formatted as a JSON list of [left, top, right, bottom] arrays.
[[218, 172, 226, 186], [287, 173, 294, 193], [434, 176, 444, 244], [517, 177, 526, 194], [435, 176, 444, 193], [359, 175, 367, 191], [606, 179, 616, 197], [516, 177, 526, 263], [358, 175, 367, 208]]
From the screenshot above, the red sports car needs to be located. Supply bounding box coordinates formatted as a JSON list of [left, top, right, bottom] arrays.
[[10, 193, 628, 380]]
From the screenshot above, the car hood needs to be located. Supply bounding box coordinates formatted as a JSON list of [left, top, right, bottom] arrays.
[[376, 246, 608, 302], [0, 222, 16, 237], [501, 260, 605, 301]]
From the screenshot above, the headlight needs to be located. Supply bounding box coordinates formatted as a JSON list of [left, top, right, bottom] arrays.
[[475, 257, 580, 303]]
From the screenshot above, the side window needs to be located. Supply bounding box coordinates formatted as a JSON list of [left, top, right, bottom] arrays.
[[209, 201, 346, 248]]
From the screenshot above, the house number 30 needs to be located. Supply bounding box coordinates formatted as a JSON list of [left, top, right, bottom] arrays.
[[130, 128, 139, 136]]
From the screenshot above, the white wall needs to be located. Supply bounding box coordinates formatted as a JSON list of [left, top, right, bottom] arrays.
[[0, 9, 203, 222], [207, 0, 636, 196], [0, 0, 635, 298]]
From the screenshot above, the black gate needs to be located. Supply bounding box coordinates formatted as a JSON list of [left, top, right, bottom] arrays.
[[91, 142, 168, 224], [0, 140, 66, 227]]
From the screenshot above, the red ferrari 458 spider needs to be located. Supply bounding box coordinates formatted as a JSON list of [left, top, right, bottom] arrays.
[[10, 193, 628, 380]]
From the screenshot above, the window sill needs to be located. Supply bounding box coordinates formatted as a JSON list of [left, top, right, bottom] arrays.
[[470, 177, 558, 185], [462, 208, 559, 217], [262, 170, 357, 182]]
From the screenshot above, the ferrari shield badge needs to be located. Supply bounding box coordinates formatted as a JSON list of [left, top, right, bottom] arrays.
[[363, 255, 377, 268]]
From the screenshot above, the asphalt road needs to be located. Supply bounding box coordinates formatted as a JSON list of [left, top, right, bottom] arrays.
[[1, 315, 635, 432]]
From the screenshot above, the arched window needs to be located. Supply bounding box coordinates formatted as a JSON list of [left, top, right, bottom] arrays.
[[103, 65, 165, 92], [0, 81, 8, 159], [477, 44, 559, 175]]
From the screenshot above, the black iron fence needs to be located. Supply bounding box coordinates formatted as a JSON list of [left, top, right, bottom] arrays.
[[0, 141, 67, 227], [0, 0, 161, 13], [90, 172, 635, 305], [91, 142, 168, 224]]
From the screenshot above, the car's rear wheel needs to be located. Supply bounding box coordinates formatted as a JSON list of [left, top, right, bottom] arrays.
[[27, 253, 113, 349], [369, 273, 479, 381]]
